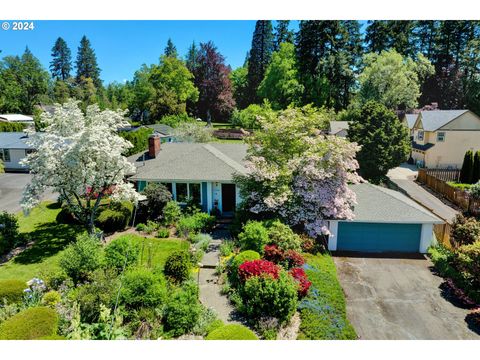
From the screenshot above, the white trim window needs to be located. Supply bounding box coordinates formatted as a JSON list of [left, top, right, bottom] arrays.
[[417, 130, 424, 141], [436, 131, 446, 142], [174, 182, 202, 205]]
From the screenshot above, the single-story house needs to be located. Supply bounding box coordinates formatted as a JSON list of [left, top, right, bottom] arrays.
[[0, 132, 35, 171], [328, 183, 442, 253], [0, 114, 34, 125], [145, 124, 176, 143], [328, 121, 350, 137], [128, 136, 443, 253], [410, 110, 480, 168]]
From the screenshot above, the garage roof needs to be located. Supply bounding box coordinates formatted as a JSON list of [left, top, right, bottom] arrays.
[[347, 183, 442, 224], [0, 132, 35, 149]]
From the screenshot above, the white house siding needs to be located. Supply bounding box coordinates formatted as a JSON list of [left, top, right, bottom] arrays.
[[419, 223, 434, 253], [2, 149, 29, 171]]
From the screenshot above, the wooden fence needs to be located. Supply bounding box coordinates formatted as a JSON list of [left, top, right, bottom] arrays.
[[417, 168, 480, 216], [433, 222, 453, 249]]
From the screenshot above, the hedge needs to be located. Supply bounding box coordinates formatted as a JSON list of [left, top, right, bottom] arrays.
[[205, 324, 258, 340], [96, 201, 134, 233], [0, 307, 58, 340], [0, 279, 26, 304]]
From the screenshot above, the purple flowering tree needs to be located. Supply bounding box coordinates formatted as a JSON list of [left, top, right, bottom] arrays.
[[236, 106, 362, 238]]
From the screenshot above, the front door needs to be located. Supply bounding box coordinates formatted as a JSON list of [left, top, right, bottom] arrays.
[[221, 184, 236, 213]]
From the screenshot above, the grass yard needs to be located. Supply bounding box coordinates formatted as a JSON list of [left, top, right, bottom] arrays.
[[297, 253, 357, 340], [0, 202, 84, 281], [111, 234, 189, 269]]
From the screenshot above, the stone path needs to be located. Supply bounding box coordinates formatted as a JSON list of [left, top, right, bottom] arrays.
[[198, 225, 240, 324]]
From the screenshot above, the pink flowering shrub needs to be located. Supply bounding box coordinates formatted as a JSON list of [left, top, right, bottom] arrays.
[[289, 267, 312, 298]]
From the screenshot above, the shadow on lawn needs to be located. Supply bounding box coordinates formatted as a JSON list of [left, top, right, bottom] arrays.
[[13, 222, 82, 265]]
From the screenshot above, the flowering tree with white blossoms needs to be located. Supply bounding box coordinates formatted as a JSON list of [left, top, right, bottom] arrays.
[[236, 106, 362, 238], [21, 100, 139, 234]]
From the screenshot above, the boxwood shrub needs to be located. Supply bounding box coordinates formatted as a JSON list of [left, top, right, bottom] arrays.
[[0, 279, 26, 304], [164, 250, 191, 283], [119, 268, 167, 309], [0, 307, 58, 340], [104, 236, 140, 271], [206, 324, 258, 340], [238, 221, 269, 254], [96, 201, 134, 233]]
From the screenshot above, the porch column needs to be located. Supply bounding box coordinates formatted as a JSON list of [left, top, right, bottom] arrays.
[[206, 182, 213, 212]]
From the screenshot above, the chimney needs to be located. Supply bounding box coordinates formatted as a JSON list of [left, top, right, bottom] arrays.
[[148, 134, 161, 158]]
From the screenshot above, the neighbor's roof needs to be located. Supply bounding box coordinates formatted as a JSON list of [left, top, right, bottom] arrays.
[[0, 114, 34, 122], [346, 183, 442, 224], [329, 121, 349, 135], [404, 114, 418, 129], [146, 124, 174, 136], [128, 142, 248, 182], [0, 132, 35, 149], [418, 110, 469, 131]]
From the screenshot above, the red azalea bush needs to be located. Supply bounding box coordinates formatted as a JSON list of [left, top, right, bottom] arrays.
[[289, 267, 312, 298], [238, 259, 280, 282], [285, 250, 305, 268], [263, 244, 285, 263]]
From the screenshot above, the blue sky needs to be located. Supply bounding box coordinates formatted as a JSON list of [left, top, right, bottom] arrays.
[[0, 20, 299, 84]]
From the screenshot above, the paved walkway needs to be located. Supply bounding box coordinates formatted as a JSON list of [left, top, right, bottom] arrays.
[[387, 165, 459, 223], [198, 226, 240, 324]]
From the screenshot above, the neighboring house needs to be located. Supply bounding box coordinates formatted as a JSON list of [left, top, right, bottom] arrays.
[[410, 110, 480, 168], [328, 183, 442, 253], [328, 121, 350, 137], [128, 135, 442, 253], [0, 132, 35, 171], [128, 135, 246, 215], [145, 124, 176, 143], [0, 114, 34, 125], [402, 114, 417, 137]]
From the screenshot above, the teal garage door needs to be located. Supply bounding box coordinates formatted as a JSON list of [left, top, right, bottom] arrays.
[[337, 222, 422, 252]]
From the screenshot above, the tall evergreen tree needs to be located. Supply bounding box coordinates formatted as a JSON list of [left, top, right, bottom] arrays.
[[247, 20, 274, 103], [164, 38, 178, 58], [473, 150, 480, 184], [365, 21, 415, 57], [185, 41, 199, 73], [75, 35, 102, 88], [192, 41, 235, 123], [274, 20, 294, 50], [50, 37, 72, 80], [460, 150, 475, 184]]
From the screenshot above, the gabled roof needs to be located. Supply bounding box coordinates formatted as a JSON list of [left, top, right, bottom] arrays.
[[0, 132, 35, 149], [128, 142, 248, 182], [0, 114, 34, 122], [417, 110, 469, 131], [346, 183, 442, 224], [329, 121, 349, 135], [404, 114, 418, 129]]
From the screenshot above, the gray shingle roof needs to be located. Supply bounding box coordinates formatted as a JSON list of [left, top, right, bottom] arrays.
[[347, 183, 442, 224], [404, 114, 418, 129], [329, 121, 349, 135], [145, 124, 174, 135], [419, 110, 469, 131], [128, 142, 248, 182], [0, 132, 35, 149]]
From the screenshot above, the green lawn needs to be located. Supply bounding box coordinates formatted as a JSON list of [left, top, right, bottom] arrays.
[[0, 202, 84, 281], [110, 234, 189, 269], [297, 253, 357, 340]]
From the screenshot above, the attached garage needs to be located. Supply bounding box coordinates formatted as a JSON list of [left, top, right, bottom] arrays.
[[328, 183, 443, 253]]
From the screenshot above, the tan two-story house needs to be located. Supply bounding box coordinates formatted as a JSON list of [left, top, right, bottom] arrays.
[[411, 110, 480, 168]]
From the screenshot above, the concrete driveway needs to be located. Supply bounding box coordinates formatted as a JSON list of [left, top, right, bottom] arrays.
[[0, 173, 56, 213], [334, 256, 480, 340]]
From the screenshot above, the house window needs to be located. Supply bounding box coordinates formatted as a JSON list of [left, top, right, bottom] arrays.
[[190, 183, 201, 204], [161, 183, 173, 194], [436, 132, 446, 142], [417, 131, 424, 141], [0, 149, 10, 162], [176, 183, 188, 203]]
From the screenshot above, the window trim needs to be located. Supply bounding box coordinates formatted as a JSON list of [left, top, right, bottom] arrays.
[[0, 149, 11, 162], [417, 130, 424, 141], [436, 131, 446, 142], [173, 182, 203, 205]]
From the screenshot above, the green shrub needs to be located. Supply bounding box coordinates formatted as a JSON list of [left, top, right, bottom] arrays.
[[0, 307, 58, 340], [157, 228, 170, 238], [59, 234, 103, 284], [136, 223, 147, 231], [469, 181, 480, 200], [0, 122, 25, 132], [0, 211, 21, 255], [206, 324, 258, 340], [120, 268, 167, 309], [451, 214, 480, 246], [177, 213, 216, 238], [0, 279, 25, 304], [455, 241, 480, 289], [219, 241, 234, 257], [267, 220, 301, 252], [447, 182, 472, 191], [119, 127, 153, 156], [192, 307, 224, 336], [192, 233, 212, 252], [228, 250, 261, 287], [460, 150, 475, 184], [229, 103, 274, 130], [56, 206, 79, 225], [163, 282, 202, 337], [164, 251, 191, 283], [141, 183, 172, 220], [41, 269, 70, 290], [37, 334, 67, 340], [163, 201, 182, 226], [41, 291, 61, 307], [240, 270, 298, 324], [160, 113, 196, 128], [238, 221, 269, 253], [104, 236, 140, 271], [96, 201, 134, 233], [71, 269, 119, 323]]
